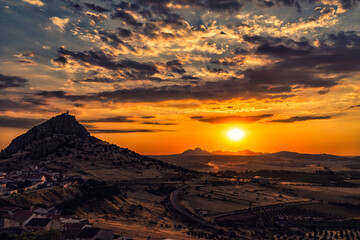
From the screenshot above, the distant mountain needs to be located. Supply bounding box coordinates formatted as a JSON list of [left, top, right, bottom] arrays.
[[179, 148, 264, 156], [266, 151, 348, 161], [0, 113, 194, 179], [181, 147, 212, 156], [211, 149, 264, 156]]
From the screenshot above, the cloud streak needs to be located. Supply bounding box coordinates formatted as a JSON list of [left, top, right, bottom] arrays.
[[270, 115, 332, 123], [0, 116, 46, 128], [191, 115, 274, 124]]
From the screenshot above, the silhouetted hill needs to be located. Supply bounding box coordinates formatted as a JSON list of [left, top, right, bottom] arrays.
[[0, 113, 95, 159], [0, 113, 195, 180], [151, 150, 359, 173], [211, 149, 264, 156], [181, 147, 212, 156], [267, 151, 347, 161]]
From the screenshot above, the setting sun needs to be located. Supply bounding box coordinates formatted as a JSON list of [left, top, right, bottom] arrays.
[[227, 128, 245, 141]]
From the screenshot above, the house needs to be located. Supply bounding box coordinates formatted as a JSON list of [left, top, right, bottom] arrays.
[[63, 223, 87, 240], [0, 206, 20, 215], [113, 235, 134, 240], [76, 227, 113, 240], [25, 217, 61, 232], [19, 175, 46, 184], [0, 188, 18, 196], [25, 218, 52, 232], [58, 215, 87, 224], [0, 210, 35, 228]]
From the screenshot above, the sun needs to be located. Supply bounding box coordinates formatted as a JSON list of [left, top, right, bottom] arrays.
[[227, 128, 245, 141]]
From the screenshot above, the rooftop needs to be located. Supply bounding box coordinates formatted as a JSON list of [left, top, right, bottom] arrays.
[[77, 227, 101, 238], [26, 218, 51, 227]]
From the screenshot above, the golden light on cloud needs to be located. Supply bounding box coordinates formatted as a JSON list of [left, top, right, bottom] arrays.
[[227, 128, 245, 141]]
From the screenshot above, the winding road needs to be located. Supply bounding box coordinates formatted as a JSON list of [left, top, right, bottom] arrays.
[[169, 185, 251, 239], [170, 185, 217, 229]]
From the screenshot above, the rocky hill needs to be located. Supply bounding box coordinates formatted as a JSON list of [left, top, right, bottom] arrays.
[[181, 147, 212, 156], [0, 113, 194, 180]]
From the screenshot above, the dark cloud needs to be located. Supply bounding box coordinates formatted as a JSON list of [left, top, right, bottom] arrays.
[[0, 73, 28, 90], [257, 0, 303, 12], [142, 121, 176, 125], [84, 3, 109, 13], [89, 129, 174, 133], [73, 77, 118, 83], [0, 98, 58, 113], [141, 116, 156, 119], [166, 60, 186, 74], [339, 0, 360, 9], [96, 29, 135, 51], [53, 56, 67, 65], [191, 114, 274, 124], [16, 60, 35, 64], [35, 76, 295, 103], [55, 47, 158, 78], [256, 43, 312, 57], [111, 10, 143, 27], [242, 68, 338, 88], [233, 48, 248, 55], [80, 116, 135, 123], [348, 104, 360, 110], [0, 116, 46, 128], [181, 75, 201, 80], [61, 0, 83, 12], [270, 115, 332, 123], [207, 66, 228, 74], [117, 28, 133, 37]]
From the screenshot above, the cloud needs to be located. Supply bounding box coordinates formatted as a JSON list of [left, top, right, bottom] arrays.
[[15, 51, 36, 58], [61, 0, 83, 12], [72, 77, 119, 84], [35, 76, 295, 103], [50, 17, 70, 31], [23, 0, 44, 7], [17, 60, 36, 65], [80, 116, 135, 123], [348, 104, 360, 110], [86, 12, 107, 25], [111, 10, 143, 27], [270, 115, 332, 123], [142, 121, 176, 125], [256, 43, 312, 57], [88, 129, 174, 133], [0, 73, 28, 90], [166, 60, 186, 74], [84, 3, 109, 13], [191, 114, 274, 124], [54, 47, 158, 79], [0, 116, 45, 128]]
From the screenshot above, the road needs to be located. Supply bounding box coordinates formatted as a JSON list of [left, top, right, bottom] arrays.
[[169, 185, 251, 239], [170, 185, 217, 229]]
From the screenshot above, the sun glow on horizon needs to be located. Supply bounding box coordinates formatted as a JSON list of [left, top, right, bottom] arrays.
[[227, 128, 245, 141]]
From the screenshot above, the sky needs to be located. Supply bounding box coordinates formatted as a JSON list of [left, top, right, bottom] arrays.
[[0, 0, 360, 155]]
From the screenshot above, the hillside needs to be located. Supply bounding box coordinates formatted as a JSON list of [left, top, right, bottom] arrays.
[[0, 113, 194, 180], [151, 151, 360, 173]]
